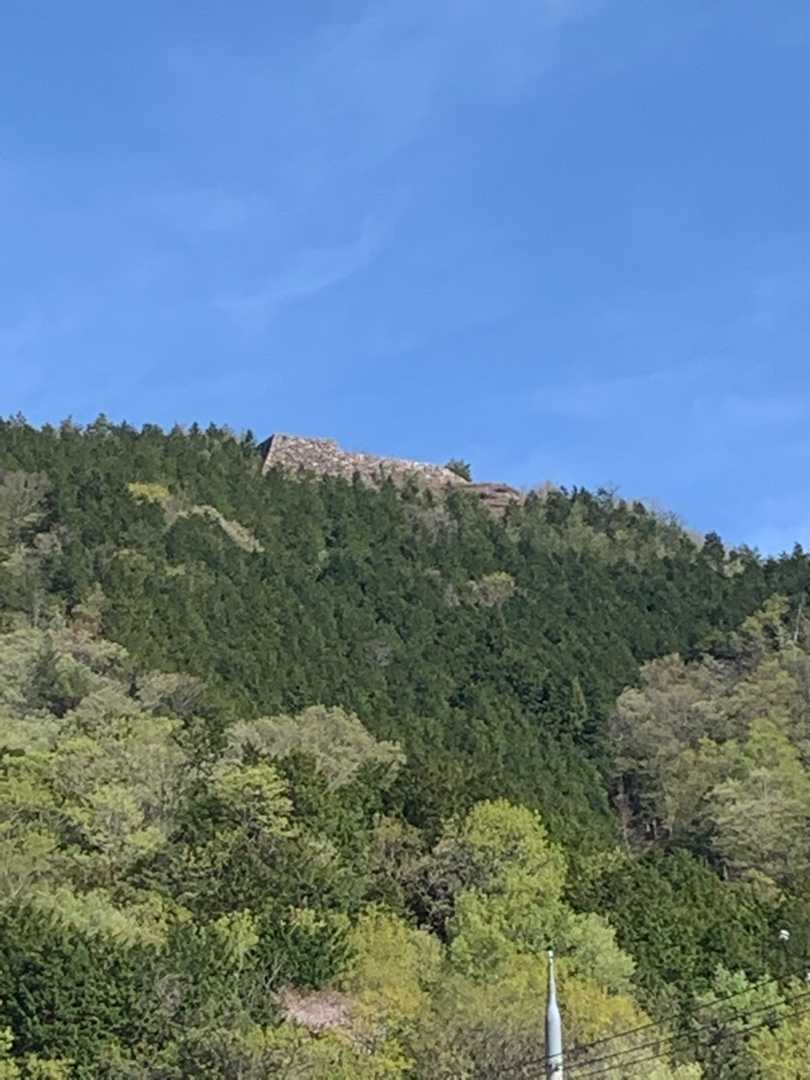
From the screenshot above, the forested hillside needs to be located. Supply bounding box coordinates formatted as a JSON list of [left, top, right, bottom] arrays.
[[1, 415, 810, 1078]]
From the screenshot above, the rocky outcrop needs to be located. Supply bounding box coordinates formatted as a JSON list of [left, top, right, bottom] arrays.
[[466, 482, 524, 517], [258, 433, 524, 516]]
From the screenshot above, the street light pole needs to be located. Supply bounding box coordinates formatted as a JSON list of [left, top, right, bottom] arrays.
[[546, 948, 564, 1079]]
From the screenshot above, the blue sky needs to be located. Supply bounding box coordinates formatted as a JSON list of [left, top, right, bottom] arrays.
[[2, 1, 810, 552]]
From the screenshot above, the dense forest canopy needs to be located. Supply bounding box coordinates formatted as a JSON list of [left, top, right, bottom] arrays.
[[1, 414, 810, 1078]]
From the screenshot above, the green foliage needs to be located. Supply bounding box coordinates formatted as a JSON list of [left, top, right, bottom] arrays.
[[2, 416, 810, 1074], [226, 705, 404, 789], [690, 967, 789, 1080], [579, 850, 775, 1008], [255, 905, 353, 988], [444, 459, 472, 481], [126, 482, 171, 507], [210, 760, 292, 840], [341, 909, 442, 1016], [612, 597, 810, 891], [435, 801, 634, 995], [0, 906, 152, 1076], [750, 1008, 810, 1079], [7, 415, 801, 843]]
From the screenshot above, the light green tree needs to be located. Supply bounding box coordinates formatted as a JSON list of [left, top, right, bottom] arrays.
[[690, 966, 788, 1080], [225, 705, 404, 789], [750, 1008, 810, 1079], [708, 720, 810, 887], [211, 760, 293, 840], [342, 909, 442, 1018]]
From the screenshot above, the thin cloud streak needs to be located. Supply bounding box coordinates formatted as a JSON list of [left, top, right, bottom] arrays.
[[216, 217, 387, 332], [166, 0, 586, 177], [534, 368, 810, 431], [3, 2, 591, 363], [134, 187, 257, 236], [533, 365, 703, 421], [693, 392, 810, 427]]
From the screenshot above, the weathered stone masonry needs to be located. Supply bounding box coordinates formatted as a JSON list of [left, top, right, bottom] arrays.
[[258, 433, 524, 517]]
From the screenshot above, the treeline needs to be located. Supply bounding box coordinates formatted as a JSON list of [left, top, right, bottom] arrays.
[[0, 415, 809, 1077]]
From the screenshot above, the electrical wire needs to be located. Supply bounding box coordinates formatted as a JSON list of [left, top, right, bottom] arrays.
[[499, 956, 810, 1079], [565, 1002, 810, 1080], [567, 951, 810, 1057], [565, 985, 810, 1076]]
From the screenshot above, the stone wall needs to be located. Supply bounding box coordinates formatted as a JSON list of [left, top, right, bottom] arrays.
[[260, 433, 469, 490], [258, 433, 524, 515]]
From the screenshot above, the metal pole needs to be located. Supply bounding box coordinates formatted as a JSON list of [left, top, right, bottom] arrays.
[[546, 948, 564, 1079]]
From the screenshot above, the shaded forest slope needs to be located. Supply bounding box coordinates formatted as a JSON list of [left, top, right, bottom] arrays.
[[2, 418, 808, 841]]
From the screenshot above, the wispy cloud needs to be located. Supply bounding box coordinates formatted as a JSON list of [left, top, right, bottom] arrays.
[[694, 392, 810, 427], [9, 0, 590, 351], [166, 0, 586, 178], [533, 365, 702, 421], [136, 187, 256, 236], [300, 0, 587, 149], [216, 217, 387, 331], [534, 365, 810, 434]]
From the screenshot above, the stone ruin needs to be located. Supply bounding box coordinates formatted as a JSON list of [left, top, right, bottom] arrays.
[[258, 433, 524, 516]]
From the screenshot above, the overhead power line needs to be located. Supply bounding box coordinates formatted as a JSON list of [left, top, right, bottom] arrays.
[[505, 956, 810, 1080], [568, 953, 810, 1058], [566, 985, 810, 1076], [565, 1001, 810, 1079]]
